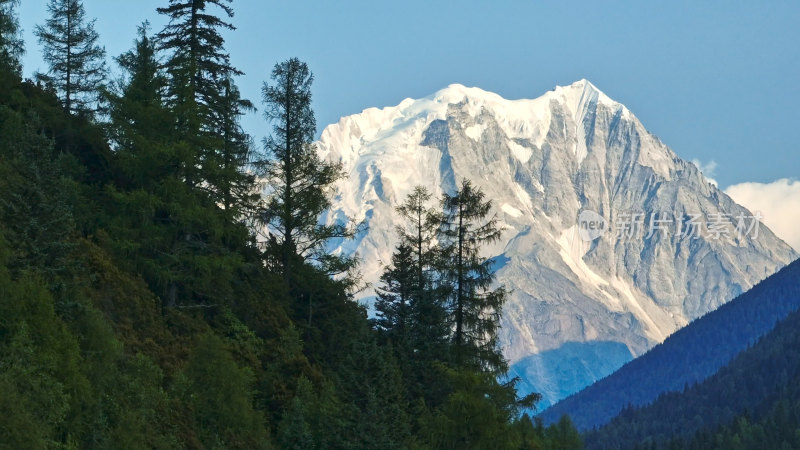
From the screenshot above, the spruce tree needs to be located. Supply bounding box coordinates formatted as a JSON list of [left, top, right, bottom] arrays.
[[260, 58, 354, 281], [0, 0, 24, 75], [104, 22, 246, 308], [156, 0, 241, 120], [0, 105, 75, 284], [374, 243, 417, 343], [157, 0, 252, 196], [394, 186, 449, 354], [376, 187, 450, 405], [180, 334, 269, 448], [34, 0, 106, 116], [211, 75, 258, 219], [439, 179, 507, 372], [106, 22, 171, 159]]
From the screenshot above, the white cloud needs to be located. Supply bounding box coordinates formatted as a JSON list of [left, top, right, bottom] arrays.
[[725, 179, 800, 252], [691, 159, 718, 186]]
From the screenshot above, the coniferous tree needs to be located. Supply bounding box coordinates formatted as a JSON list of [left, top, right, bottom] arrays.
[[0, 0, 24, 75], [178, 334, 269, 448], [394, 186, 449, 357], [260, 58, 354, 281], [0, 107, 76, 284], [439, 179, 507, 372], [276, 375, 317, 449], [375, 187, 450, 406], [153, 0, 259, 305], [35, 0, 106, 116], [374, 243, 417, 343], [157, 0, 241, 120], [212, 75, 259, 219], [106, 21, 171, 160], [157, 0, 252, 197], [105, 22, 247, 308]]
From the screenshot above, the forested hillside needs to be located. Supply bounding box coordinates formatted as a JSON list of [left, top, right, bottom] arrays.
[[541, 258, 800, 431], [0, 0, 582, 448], [584, 263, 800, 449]]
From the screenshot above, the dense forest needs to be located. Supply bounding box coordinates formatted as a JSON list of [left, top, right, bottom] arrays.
[[584, 260, 800, 449], [0, 0, 584, 448], [541, 258, 800, 431]]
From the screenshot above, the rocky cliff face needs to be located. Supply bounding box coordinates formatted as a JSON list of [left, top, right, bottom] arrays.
[[317, 80, 797, 407]]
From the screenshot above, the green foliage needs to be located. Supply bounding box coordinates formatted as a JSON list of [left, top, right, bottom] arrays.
[[208, 75, 259, 220], [0, 0, 24, 75], [276, 375, 317, 449], [157, 0, 241, 120], [156, 0, 256, 210], [103, 20, 252, 308], [259, 58, 356, 280], [0, 3, 569, 447], [375, 187, 450, 407], [0, 105, 77, 285], [374, 243, 416, 340], [176, 334, 269, 449], [439, 179, 507, 372], [0, 238, 86, 447], [35, 0, 107, 116], [420, 368, 519, 449]]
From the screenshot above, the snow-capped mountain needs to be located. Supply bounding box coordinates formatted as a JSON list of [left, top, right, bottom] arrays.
[[317, 80, 797, 408]]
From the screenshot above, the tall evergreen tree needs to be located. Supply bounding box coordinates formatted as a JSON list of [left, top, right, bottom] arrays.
[[0, 0, 24, 75], [156, 0, 241, 121], [106, 21, 171, 160], [211, 75, 259, 219], [34, 0, 106, 116], [394, 186, 449, 354], [153, 1, 259, 305], [439, 179, 507, 372], [157, 0, 251, 197], [104, 22, 248, 308], [374, 243, 417, 343], [375, 187, 450, 405], [260, 58, 354, 281], [0, 106, 76, 284]]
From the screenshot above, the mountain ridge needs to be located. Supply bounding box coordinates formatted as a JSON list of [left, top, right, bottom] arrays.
[[581, 258, 800, 448], [541, 257, 800, 431]]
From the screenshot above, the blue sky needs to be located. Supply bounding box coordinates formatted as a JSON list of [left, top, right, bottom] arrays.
[[17, 1, 800, 189]]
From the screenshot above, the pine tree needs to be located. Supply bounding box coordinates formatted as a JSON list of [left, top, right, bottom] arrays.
[[0, 105, 76, 284], [259, 58, 354, 281], [210, 75, 259, 219], [376, 187, 450, 405], [276, 375, 317, 449], [156, 0, 251, 196], [394, 186, 449, 356], [156, 0, 241, 121], [0, 0, 24, 75], [439, 179, 507, 372], [179, 334, 269, 448], [34, 0, 107, 116], [374, 243, 417, 343], [106, 22, 171, 160], [104, 22, 247, 308]]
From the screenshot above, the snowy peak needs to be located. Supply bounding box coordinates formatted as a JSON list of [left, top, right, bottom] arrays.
[[317, 81, 796, 408], [431, 83, 503, 105], [320, 79, 641, 174], [550, 79, 627, 123]]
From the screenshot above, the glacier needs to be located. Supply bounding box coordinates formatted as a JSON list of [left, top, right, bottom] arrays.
[[316, 79, 797, 408]]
